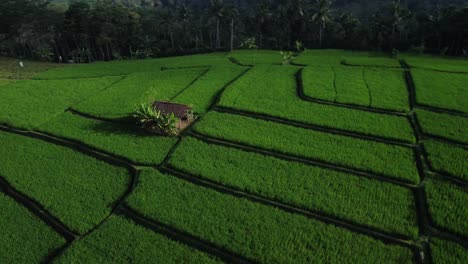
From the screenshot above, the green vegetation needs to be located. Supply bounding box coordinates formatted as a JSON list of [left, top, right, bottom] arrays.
[[343, 57, 401, 68], [293, 50, 400, 68], [334, 66, 370, 106], [405, 56, 468, 73], [426, 179, 467, 237], [219, 64, 415, 142], [169, 137, 419, 237], [293, 50, 351, 65], [0, 77, 121, 129], [1, 50, 467, 263], [303, 66, 409, 112], [35, 53, 230, 80], [364, 68, 410, 112], [430, 238, 468, 264], [127, 169, 414, 263], [301, 66, 336, 101], [0, 78, 10, 87], [38, 112, 177, 165], [424, 140, 468, 182], [416, 109, 468, 144], [229, 50, 283, 65], [0, 57, 60, 79], [134, 103, 179, 136], [193, 111, 419, 183], [73, 68, 205, 119], [412, 69, 468, 113], [0, 131, 130, 234], [173, 65, 247, 114], [55, 216, 220, 263], [0, 193, 65, 263]]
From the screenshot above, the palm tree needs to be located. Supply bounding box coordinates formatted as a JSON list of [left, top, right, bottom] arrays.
[[159, 8, 177, 50], [177, 4, 192, 48], [390, 0, 411, 43], [225, 5, 238, 52], [256, 1, 272, 48], [311, 0, 332, 48], [210, 0, 224, 49]]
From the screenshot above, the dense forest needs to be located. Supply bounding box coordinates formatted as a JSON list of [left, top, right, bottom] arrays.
[[1, 0, 467, 62]]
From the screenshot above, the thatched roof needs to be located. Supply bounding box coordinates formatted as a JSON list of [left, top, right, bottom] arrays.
[[152, 101, 192, 119]]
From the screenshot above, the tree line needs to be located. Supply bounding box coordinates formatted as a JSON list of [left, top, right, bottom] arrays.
[[0, 0, 467, 63]]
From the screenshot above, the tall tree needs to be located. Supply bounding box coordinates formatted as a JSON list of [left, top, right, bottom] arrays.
[[225, 5, 239, 52], [389, 0, 411, 48], [311, 0, 333, 48], [210, 0, 224, 49]]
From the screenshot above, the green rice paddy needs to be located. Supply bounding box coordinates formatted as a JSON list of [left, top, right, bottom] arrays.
[[0, 51, 466, 263]]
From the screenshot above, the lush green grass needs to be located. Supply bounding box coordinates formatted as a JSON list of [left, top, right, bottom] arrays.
[[334, 66, 370, 106], [127, 169, 414, 263], [219, 64, 415, 142], [365, 67, 410, 112], [416, 109, 468, 144], [2, 51, 467, 262], [0, 192, 65, 263], [430, 238, 468, 264], [0, 57, 61, 79], [301, 66, 336, 101], [293, 49, 353, 65], [424, 140, 468, 182], [0, 131, 131, 234], [38, 112, 177, 165], [293, 50, 397, 67], [426, 179, 467, 237], [173, 65, 248, 114], [229, 50, 284, 65], [0, 76, 121, 129], [404, 55, 468, 73], [55, 215, 220, 263], [412, 69, 468, 113], [343, 57, 401, 68], [0, 78, 10, 87], [35, 53, 230, 79], [73, 68, 205, 119], [169, 137, 419, 237], [303, 66, 409, 112], [194, 111, 419, 183]]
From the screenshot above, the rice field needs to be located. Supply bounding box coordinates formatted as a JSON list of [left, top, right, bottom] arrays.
[[0, 51, 466, 263]]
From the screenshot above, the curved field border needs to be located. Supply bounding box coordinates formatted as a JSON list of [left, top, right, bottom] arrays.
[[0, 125, 237, 262], [2, 56, 465, 263], [0, 125, 139, 261], [0, 176, 76, 242], [0, 117, 422, 260], [0, 176, 75, 263]]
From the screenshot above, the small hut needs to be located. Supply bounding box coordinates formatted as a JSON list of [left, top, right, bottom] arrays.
[[152, 101, 195, 129]]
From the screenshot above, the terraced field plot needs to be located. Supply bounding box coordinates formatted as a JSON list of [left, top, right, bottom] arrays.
[[0, 50, 466, 263], [302, 66, 410, 112], [411, 69, 468, 113], [404, 55, 468, 73]]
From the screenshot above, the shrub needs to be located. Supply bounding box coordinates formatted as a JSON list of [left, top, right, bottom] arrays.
[[134, 103, 178, 136], [280, 51, 295, 65]]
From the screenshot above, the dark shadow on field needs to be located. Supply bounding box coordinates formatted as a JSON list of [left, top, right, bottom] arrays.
[[87, 119, 165, 138]]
